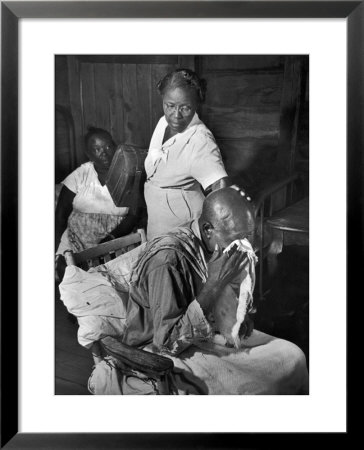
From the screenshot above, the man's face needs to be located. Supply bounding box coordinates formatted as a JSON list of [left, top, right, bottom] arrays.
[[203, 210, 256, 253]]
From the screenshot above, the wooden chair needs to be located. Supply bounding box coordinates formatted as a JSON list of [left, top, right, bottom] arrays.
[[64, 229, 175, 395], [253, 173, 308, 300], [64, 228, 147, 268]]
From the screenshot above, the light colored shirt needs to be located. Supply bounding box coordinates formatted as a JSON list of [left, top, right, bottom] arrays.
[[145, 113, 227, 190], [56, 162, 129, 255], [63, 162, 129, 216]]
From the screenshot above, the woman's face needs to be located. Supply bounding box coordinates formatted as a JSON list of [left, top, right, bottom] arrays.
[[162, 87, 198, 133], [87, 134, 116, 171]]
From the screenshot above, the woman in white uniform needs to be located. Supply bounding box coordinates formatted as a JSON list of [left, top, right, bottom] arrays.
[[144, 68, 248, 240]]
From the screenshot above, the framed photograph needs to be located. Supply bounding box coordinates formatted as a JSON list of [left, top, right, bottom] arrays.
[[1, 1, 359, 447]]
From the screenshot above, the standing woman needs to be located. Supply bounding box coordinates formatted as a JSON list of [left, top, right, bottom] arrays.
[[144, 68, 247, 240]]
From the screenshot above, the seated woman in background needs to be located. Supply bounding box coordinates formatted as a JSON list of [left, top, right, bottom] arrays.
[[55, 127, 138, 279], [144, 68, 249, 240]]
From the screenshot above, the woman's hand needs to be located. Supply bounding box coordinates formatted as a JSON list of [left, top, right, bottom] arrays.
[[207, 177, 251, 201], [229, 184, 251, 202]]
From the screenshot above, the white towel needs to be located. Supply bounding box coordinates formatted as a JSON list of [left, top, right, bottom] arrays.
[[219, 238, 258, 348]]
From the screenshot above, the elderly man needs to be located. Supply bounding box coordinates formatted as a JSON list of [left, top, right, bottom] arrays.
[[122, 187, 256, 354], [60, 188, 308, 395]]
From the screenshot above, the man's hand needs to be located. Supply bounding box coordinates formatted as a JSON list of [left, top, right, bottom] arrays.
[[238, 313, 254, 340], [206, 244, 248, 293]]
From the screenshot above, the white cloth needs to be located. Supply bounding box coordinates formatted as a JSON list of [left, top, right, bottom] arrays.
[[60, 249, 308, 394], [59, 244, 146, 348], [56, 162, 129, 255], [63, 162, 129, 216], [59, 265, 128, 348], [221, 239, 258, 348], [88, 358, 124, 395], [170, 331, 309, 395]]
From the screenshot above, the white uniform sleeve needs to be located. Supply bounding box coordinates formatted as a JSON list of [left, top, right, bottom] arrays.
[[189, 129, 228, 190]]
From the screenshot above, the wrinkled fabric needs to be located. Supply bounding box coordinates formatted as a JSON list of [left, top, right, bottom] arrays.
[[64, 162, 128, 215], [88, 358, 124, 395], [123, 222, 213, 354], [66, 211, 126, 253], [59, 220, 309, 395], [88, 358, 158, 395], [219, 239, 258, 348], [169, 330, 309, 395], [91, 331, 309, 395], [56, 162, 129, 255], [59, 266, 127, 318], [144, 182, 205, 240], [59, 265, 128, 348]]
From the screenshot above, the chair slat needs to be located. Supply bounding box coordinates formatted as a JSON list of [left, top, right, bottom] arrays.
[[73, 232, 142, 265]]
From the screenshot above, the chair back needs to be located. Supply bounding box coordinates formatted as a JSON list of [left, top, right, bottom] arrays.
[[64, 229, 146, 269]]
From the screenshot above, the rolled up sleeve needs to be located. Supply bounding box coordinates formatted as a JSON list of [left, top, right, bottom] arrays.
[[189, 130, 228, 190]]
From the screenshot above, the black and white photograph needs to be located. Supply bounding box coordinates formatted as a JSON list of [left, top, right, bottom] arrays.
[[55, 55, 309, 396], [2, 0, 354, 443]]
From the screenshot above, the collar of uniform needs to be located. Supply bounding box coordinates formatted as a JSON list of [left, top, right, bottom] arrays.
[[161, 112, 202, 149]]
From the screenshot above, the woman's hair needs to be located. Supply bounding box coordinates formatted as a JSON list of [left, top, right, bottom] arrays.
[[156, 68, 207, 103], [84, 126, 114, 150]]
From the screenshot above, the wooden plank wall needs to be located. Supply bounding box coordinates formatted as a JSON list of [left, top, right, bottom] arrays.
[[55, 55, 308, 193], [197, 55, 308, 193], [56, 55, 195, 170]]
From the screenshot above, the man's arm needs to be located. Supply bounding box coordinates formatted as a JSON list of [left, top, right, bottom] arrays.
[[146, 258, 211, 355], [146, 247, 249, 354], [196, 245, 249, 316]]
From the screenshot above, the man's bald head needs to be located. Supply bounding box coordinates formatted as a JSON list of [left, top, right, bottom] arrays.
[[199, 188, 256, 252]]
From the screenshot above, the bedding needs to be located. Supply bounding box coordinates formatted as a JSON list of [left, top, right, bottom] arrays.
[[59, 244, 309, 395]]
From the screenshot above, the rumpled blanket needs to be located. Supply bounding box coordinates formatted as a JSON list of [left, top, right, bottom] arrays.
[[59, 229, 309, 395], [87, 331, 308, 395], [59, 244, 146, 348], [169, 332, 308, 395]]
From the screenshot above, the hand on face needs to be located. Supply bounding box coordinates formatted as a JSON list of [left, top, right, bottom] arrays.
[[206, 243, 248, 291], [162, 87, 197, 134]]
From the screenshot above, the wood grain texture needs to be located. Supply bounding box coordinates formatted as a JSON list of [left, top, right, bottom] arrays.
[[94, 63, 112, 131], [276, 56, 304, 175], [67, 56, 86, 166], [101, 336, 174, 377], [80, 62, 97, 130], [111, 63, 124, 143]]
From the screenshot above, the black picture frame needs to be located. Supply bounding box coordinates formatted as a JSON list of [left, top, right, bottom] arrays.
[[1, 1, 359, 448]]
